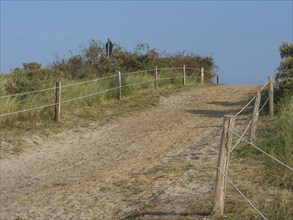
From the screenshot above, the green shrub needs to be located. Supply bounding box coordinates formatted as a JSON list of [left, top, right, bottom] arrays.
[[5, 68, 66, 94], [276, 42, 293, 96], [51, 40, 216, 80]]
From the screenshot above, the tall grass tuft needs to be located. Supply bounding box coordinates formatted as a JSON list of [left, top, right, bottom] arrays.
[[260, 95, 293, 220], [263, 95, 293, 187]]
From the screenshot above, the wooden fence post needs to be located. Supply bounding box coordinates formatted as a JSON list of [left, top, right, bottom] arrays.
[[55, 81, 61, 122], [268, 76, 274, 117], [154, 66, 158, 89], [250, 90, 261, 144], [217, 75, 219, 84], [213, 115, 236, 217], [201, 67, 204, 84], [117, 71, 121, 100], [183, 65, 186, 85]]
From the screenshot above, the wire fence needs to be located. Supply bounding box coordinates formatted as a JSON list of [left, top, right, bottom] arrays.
[[61, 74, 118, 88], [230, 120, 252, 152], [217, 167, 268, 220], [60, 87, 119, 105], [185, 67, 201, 71], [0, 66, 217, 118], [228, 125, 293, 171], [121, 69, 155, 77], [0, 86, 56, 99], [0, 102, 57, 117], [214, 78, 292, 219], [120, 80, 155, 89], [259, 97, 269, 113], [226, 83, 293, 171], [158, 67, 183, 71], [231, 90, 271, 152], [235, 96, 255, 116]]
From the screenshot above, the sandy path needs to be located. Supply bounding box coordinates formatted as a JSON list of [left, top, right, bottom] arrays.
[[0, 85, 258, 219]]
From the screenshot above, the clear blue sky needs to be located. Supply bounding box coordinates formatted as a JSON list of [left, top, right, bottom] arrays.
[[1, 0, 292, 85]]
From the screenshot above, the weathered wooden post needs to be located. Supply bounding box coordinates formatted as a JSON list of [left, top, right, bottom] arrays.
[[183, 65, 186, 85], [250, 90, 261, 144], [117, 71, 121, 100], [268, 76, 274, 117], [154, 66, 158, 89], [213, 115, 236, 217], [217, 75, 219, 84], [55, 81, 61, 122], [201, 67, 204, 84]]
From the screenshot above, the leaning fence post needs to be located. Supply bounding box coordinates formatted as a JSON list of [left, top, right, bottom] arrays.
[[213, 115, 236, 217], [201, 67, 204, 84], [268, 76, 274, 117], [117, 71, 121, 100], [183, 65, 186, 85], [55, 81, 61, 122], [154, 66, 158, 89], [250, 90, 261, 144]]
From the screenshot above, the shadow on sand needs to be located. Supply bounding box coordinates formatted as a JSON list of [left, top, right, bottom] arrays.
[[123, 210, 210, 220], [185, 109, 229, 118]]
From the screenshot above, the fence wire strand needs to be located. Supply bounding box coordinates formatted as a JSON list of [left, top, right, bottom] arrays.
[[203, 76, 215, 83], [0, 103, 57, 117], [185, 67, 201, 71], [230, 120, 252, 152], [121, 69, 155, 76], [259, 98, 269, 113], [217, 167, 268, 220], [234, 81, 269, 117], [204, 69, 217, 77], [157, 67, 183, 71], [260, 81, 268, 91], [158, 76, 184, 81], [60, 87, 118, 104], [0, 87, 56, 99], [232, 82, 271, 152], [226, 126, 293, 171], [235, 96, 256, 116], [62, 74, 117, 88], [120, 80, 154, 88]]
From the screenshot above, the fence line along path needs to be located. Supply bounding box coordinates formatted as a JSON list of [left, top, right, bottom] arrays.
[[212, 76, 291, 220], [0, 66, 217, 120]]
